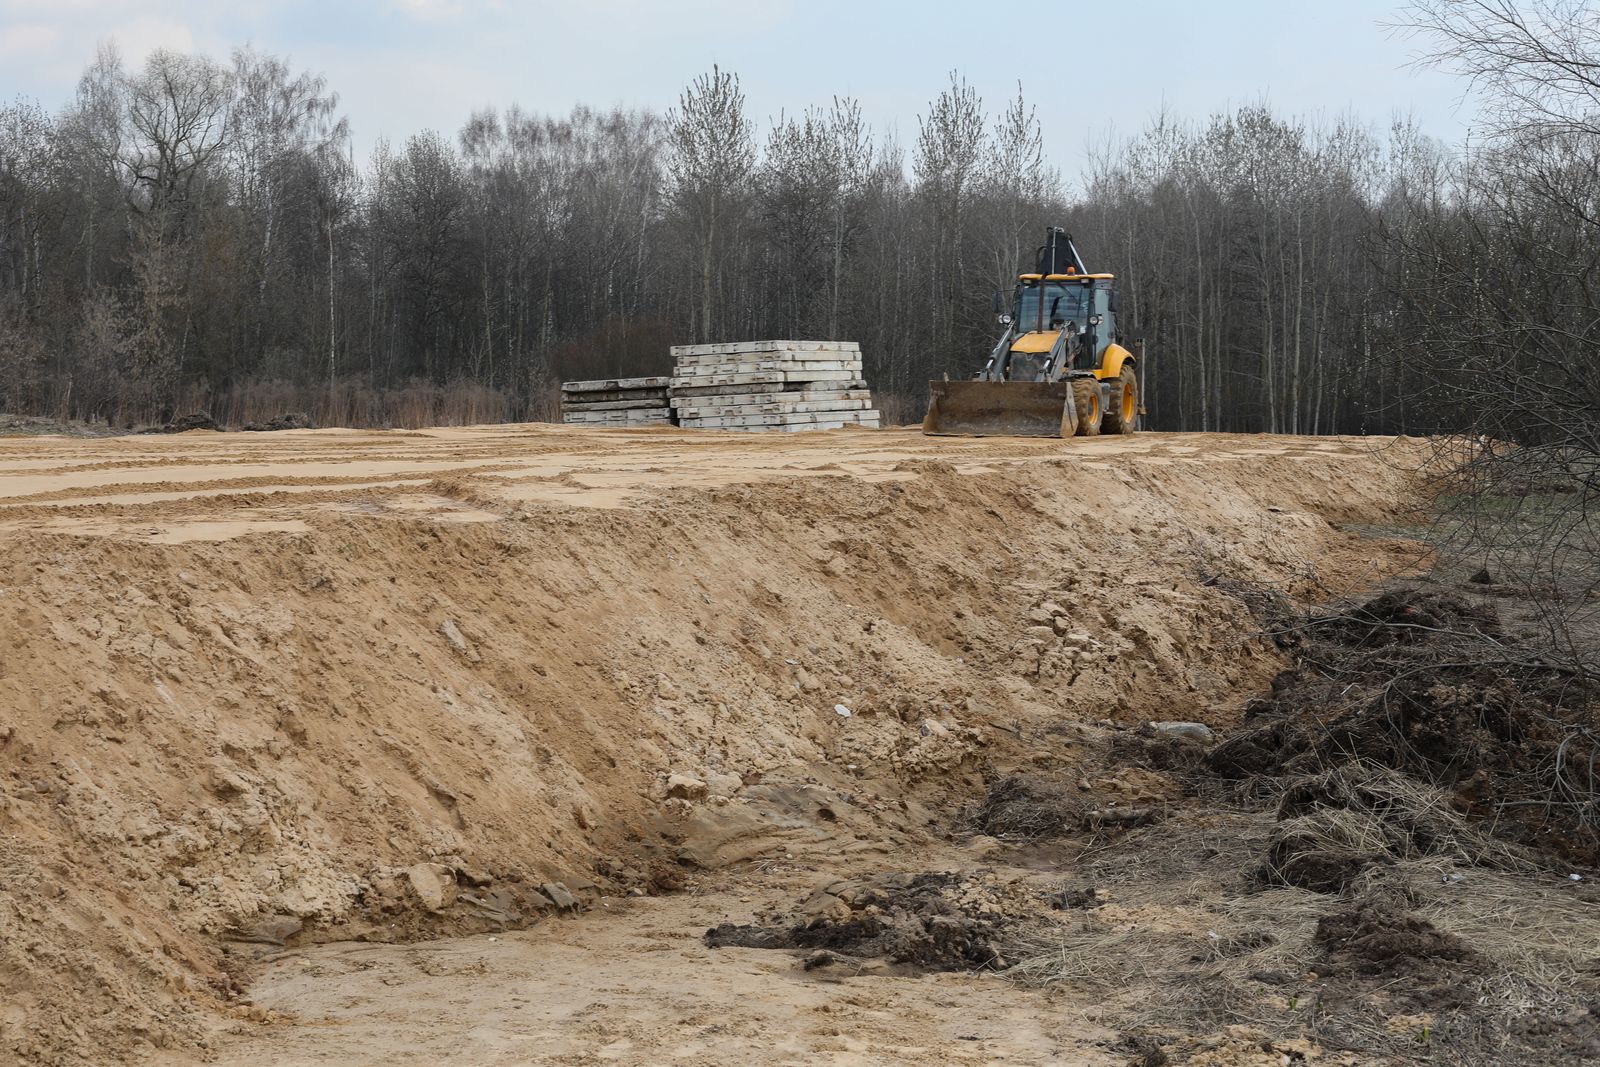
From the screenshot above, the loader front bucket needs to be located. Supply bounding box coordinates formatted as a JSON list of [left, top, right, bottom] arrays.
[[922, 380, 1075, 437]]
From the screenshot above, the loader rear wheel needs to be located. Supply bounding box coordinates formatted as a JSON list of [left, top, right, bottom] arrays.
[[1103, 366, 1139, 435], [1072, 380, 1102, 436]]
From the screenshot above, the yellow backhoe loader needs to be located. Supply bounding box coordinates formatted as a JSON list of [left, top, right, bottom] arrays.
[[923, 228, 1144, 437]]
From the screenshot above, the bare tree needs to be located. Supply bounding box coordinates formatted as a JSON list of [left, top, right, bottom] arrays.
[[914, 73, 986, 373], [228, 47, 347, 375], [117, 50, 233, 412], [1400, 0, 1600, 140], [759, 107, 840, 335], [826, 98, 872, 340], [665, 66, 753, 342], [982, 83, 1044, 287], [1391, 0, 1600, 674], [122, 50, 232, 215]]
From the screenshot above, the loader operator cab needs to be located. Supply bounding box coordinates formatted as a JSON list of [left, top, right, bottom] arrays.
[[1006, 274, 1117, 373], [1015, 280, 1089, 336]]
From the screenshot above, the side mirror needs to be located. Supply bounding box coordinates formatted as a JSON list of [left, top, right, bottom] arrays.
[[991, 292, 1004, 314], [1108, 290, 1120, 314]]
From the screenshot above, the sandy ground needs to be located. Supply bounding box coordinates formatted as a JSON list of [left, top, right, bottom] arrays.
[[199, 869, 1107, 1066], [0, 423, 1405, 518], [0, 425, 1430, 1065]]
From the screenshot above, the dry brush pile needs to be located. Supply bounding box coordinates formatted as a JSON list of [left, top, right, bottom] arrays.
[[1216, 586, 1600, 871]]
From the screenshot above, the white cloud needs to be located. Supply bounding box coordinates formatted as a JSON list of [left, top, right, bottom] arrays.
[[391, 0, 465, 19], [110, 15, 197, 63], [0, 20, 59, 55], [1, 4, 225, 105]]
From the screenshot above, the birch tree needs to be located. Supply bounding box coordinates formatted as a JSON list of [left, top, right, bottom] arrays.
[[665, 67, 753, 342]]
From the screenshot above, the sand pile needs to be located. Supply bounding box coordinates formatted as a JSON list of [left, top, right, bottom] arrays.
[[0, 427, 1424, 1063]]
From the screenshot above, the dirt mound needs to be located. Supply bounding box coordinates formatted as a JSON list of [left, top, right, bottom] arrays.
[[0, 414, 119, 437], [139, 412, 220, 434], [705, 871, 1033, 972], [0, 427, 1426, 1063]]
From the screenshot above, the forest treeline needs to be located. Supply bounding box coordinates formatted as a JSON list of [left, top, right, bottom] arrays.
[[0, 2, 1594, 432]]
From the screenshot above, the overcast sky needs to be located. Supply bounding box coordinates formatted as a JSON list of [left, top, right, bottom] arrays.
[[1, 0, 1476, 181]]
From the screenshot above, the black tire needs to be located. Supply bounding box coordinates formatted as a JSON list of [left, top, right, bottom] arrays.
[[1102, 365, 1139, 435], [1071, 379, 1102, 436]]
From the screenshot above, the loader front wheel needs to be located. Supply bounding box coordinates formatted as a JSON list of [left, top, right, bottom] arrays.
[[1072, 380, 1103, 436], [1103, 366, 1139, 434]]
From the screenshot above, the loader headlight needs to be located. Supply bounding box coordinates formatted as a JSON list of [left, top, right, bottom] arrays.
[[998, 314, 1012, 325], [1090, 315, 1102, 326]]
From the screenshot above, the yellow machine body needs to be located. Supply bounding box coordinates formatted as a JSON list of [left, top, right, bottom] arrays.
[[1097, 342, 1135, 381]]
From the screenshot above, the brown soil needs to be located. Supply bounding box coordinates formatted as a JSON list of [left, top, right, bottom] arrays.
[[1314, 895, 1481, 978], [0, 426, 1434, 1064], [704, 870, 1030, 972]]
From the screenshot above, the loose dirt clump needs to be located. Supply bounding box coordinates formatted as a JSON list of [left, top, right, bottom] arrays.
[[1314, 894, 1482, 979], [1265, 809, 1393, 893], [646, 861, 689, 894], [1108, 726, 1209, 772], [1309, 892, 1490, 1025], [961, 759, 1177, 844], [1308, 588, 1502, 647], [705, 871, 1038, 972]]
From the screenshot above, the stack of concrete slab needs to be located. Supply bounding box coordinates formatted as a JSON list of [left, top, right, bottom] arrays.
[[560, 377, 674, 426], [669, 341, 879, 432]]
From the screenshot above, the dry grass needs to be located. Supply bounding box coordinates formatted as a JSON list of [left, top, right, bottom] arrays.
[[1004, 809, 1285, 981], [1000, 796, 1599, 1064], [1379, 860, 1600, 988], [1261, 762, 1544, 895], [870, 390, 923, 428], [170, 377, 526, 429]]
